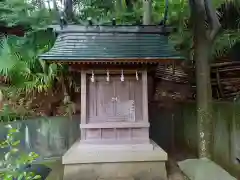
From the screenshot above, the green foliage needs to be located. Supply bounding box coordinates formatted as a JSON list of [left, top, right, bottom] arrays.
[[213, 30, 240, 58], [0, 30, 62, 121], [167, 0, 240, 60], [0, 32, 58, 93], [72, 0, 240, 59], [73, 0, 143, 24], [0, 104, 28, 122], [0, 125, 41, 180], [0, 0, 54, 29]]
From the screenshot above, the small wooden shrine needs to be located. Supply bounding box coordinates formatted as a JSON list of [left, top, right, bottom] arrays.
[[40, 24, 183, 180]]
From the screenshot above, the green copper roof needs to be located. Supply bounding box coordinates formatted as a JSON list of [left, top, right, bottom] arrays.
[[39, 25, 183, 61]]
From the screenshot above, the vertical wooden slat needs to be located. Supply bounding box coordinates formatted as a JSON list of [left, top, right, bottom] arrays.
[[81, 70, 87, 140], [134, 78, 143, 121], [113, 80, 117, 116], [129, 128, 131, 140], [142, 70, 149, 122], [94, 82, 97, 116], [100, 128, 102, 140], [114, 128, 117, 140], [130, 128, 133, 140], [88, 77, 94, 121]]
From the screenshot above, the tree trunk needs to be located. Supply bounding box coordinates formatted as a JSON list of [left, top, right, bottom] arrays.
[[115, 0, 123, 16], [190, 0, 220, 158], [125, 0, 133, 12], [64, 0, 73, 21], [47, 0, 51, 11], [195, 40, 213, 158], [53, 0, 58, 11], [143, 0, 152, 25]]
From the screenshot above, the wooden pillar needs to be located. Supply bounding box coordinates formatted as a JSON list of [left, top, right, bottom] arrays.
[[80, 70, 87, 140], [142, 70, 149, 122]]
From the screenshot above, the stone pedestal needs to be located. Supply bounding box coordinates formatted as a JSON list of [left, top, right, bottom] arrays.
[[62, 71, 168, 180], [62, 141, 168, 180]]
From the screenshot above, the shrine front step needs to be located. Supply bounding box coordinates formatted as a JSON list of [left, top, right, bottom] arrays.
[[62, 141, 168, 180]]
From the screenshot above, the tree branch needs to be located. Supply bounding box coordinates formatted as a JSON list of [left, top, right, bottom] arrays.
[[188, 0, 196, 28], [189, 0, 207, 40], [188, 0, 195, 18], [204, 0, 221, 40]]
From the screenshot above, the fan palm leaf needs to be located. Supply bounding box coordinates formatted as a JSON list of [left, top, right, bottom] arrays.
[[0, 36, 58, 94], [0, 38, 31, 80]]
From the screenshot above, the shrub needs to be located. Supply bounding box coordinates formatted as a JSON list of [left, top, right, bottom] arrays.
[[0, 124, 41, 180]]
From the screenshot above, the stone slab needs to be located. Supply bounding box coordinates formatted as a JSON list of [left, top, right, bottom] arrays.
[[74, 141, 153, 151], [63, 161, 167, 180], [178, 158, 236, 180], [62, 140, 167, 164]]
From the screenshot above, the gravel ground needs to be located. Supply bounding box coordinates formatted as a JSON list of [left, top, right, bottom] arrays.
[[166, 159, 190, 180]]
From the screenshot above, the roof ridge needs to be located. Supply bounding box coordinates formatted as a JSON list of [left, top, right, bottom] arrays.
[[48, 25, 174, 34]]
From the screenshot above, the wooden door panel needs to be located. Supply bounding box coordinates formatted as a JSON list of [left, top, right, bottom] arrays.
[[114, 80, 130, 102], [97, 78, 114, 118], [114, 80, 133, 121], [87, 75, 143, 122], [115, 78, 143, 122], [88, 76, 114, 122]]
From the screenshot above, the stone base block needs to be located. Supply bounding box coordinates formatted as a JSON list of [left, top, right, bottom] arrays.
[[63, 161, 167, 180], [62, 140, 168, 180]]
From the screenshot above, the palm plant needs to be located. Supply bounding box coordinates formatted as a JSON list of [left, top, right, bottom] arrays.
[[0, 35, 58, 93], [0, 32, 61, 120], [0, 37, 31, 88]]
